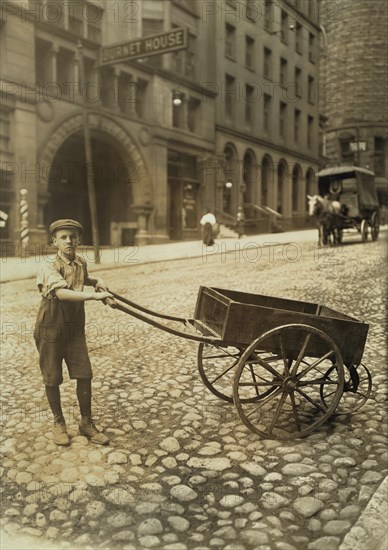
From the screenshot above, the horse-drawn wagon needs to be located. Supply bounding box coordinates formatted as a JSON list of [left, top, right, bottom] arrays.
[[316, 166, 380, 243], [106, 286, 372, 440]]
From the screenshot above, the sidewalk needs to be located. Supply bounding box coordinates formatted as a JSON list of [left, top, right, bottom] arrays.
[[0, 228, 317, 283]]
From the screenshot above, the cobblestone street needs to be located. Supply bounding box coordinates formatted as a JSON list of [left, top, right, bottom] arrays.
[[1, 234, 387, 550]]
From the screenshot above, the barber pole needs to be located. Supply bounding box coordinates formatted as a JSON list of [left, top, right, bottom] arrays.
[[20, 189, 29, 253]]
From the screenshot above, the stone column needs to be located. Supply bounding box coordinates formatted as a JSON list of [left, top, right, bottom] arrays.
[[112, 67, 120, 111], [128, 75, 137, 116], [132, 205, 153, 245]]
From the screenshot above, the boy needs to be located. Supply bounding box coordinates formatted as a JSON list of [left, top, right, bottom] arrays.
[[34, 219, 112, 446]]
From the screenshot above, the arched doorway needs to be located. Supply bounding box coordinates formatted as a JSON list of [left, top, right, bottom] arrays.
[[277, 159, 288, 215], [223, 144, 238, 215], [306, 167, 316, 207], [45, 131, 135, 245], [261, 154, 273, 207], [292, 164, 302, 212]]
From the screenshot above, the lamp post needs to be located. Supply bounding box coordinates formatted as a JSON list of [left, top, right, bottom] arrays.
[[77, 41, 100, 264]]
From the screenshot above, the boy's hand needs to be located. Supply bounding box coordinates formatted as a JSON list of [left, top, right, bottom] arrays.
[[95, 279, 108, 292], [93, 291, 113, 301]]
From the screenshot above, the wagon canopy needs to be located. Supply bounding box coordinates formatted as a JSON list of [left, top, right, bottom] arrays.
[[317, 166, 379, 210]]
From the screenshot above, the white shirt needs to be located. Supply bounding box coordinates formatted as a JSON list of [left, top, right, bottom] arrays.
[[200, 213, 216, 226]]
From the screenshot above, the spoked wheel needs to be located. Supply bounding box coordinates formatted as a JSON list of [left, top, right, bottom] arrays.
[[198, 343, 277, 403], [321, 363, 372, 414], [361, 219, 368, 242], [370, 211, 380, 241], [233, 324, 345, 439]]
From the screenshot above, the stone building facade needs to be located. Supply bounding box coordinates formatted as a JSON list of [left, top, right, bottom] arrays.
[[319, 0, 388, 204], [0, 0, 321, 250]]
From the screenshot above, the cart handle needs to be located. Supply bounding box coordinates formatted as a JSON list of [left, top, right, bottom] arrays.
[[103, 291, 222, 345], [109, 290, 189, 323]]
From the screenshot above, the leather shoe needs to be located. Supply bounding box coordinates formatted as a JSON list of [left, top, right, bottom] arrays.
[[79, 420, 109, 445], [53, 422, 70, 446]]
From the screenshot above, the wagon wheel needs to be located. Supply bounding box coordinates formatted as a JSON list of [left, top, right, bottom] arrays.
[[198, 343, 278, 403], [320, 363, 372, 414], [361, 219, 368, 242], [233, 324, 344, 439], [370, 212, 380, 241]]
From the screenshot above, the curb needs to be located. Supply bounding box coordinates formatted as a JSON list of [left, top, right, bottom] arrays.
[[339, 476, 388, 550]]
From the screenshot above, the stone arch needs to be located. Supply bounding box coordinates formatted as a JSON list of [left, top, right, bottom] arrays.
[[39, 113, 152, 207]]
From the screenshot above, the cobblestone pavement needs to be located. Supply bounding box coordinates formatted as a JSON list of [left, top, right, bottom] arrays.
[[1, 235, 387, 550]]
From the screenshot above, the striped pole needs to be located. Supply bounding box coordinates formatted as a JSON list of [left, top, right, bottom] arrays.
[[20, 188, 29, 255]]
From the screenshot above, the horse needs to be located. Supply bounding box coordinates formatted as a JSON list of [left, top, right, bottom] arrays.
[[307, 195, 342, 246]]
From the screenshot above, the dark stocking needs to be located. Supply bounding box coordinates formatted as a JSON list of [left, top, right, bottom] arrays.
[[77, 379, 92, 421], [45, 385, 64, 424]]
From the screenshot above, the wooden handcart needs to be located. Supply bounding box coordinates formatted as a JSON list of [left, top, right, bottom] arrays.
[[107, 286, 372, 440]]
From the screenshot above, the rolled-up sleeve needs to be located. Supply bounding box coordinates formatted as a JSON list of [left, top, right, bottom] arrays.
[[37, 263, 68, 297]]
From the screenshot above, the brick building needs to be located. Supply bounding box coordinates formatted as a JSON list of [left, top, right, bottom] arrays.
[[0, 0, 321, 250], [319, 0, 388, 206]]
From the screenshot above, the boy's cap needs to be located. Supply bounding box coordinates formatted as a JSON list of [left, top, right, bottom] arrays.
[[50, 219, 84, 235]]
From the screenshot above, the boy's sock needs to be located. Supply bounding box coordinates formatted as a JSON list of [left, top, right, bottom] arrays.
[[76, 378, 92, 419], [45, 385, 65, 424]]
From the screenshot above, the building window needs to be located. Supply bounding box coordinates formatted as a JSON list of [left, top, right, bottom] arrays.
[[225, 75, 236, 120], [295, 67, 302, 98], [280, 58, 288, 88], [57, 48, 74, 100], [173, 94, 185, 128], [308, 1, 317, 21], [295, 22, 302, 54], [264, 94, 271, 132], [281, 10, 289, 43], [309, 33, 316, 63], [374, 137, 386, 177], [143, 18, 164, 67], [135, 79, 148, 118], [264, 0, 273, 32], [173, 32, 196, 78], [35, 38, 52, 88], [86, 3, 103, 42], [245, 84, 255, 126], [69, 1, 84, 35], [187, 97, 200, 132], [245, 36, 254, 69], [307, 115, 314, 149], [264, 47, 272, 79], [46, 0, 66, 28], [279, 101, 287, 138], [308, 75, 315, 103], [0, 170, 14, 241], [225, 23, 236, 59], [340, 138, 355, 165], [0, 107, 10, 154], [294, 109, 301, 143]]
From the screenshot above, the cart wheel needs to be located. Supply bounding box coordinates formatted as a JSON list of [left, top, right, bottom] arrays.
[[361, 219, 368, 242], [320, 363, 372, 414], [370, 212, 380, 241], [233, 324, 344, 439], [198, 343, 277, 403]]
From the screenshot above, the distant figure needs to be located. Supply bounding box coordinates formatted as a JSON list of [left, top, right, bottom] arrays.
[[236, 206, 245, 239], [200, 209, 216, 246]]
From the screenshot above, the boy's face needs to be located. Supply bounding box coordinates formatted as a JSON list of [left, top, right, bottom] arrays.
[[52, 229, 80, 258]]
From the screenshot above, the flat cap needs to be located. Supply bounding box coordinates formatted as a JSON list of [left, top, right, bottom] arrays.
[[50, 219, 84, 235]]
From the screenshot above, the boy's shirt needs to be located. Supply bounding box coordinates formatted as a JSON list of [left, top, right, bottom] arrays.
[[37, 251, 89, 298]]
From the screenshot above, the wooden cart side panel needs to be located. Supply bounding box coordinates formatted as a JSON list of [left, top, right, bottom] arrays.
[[211, 287, 320, 315], [223, 305, 369, 366], [194, 286, 230, 339]]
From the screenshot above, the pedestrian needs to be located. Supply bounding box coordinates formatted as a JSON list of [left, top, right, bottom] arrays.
[[33, 219, 112, 446], [200, 208, 217, 246], [236, 206, 245, 239]]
